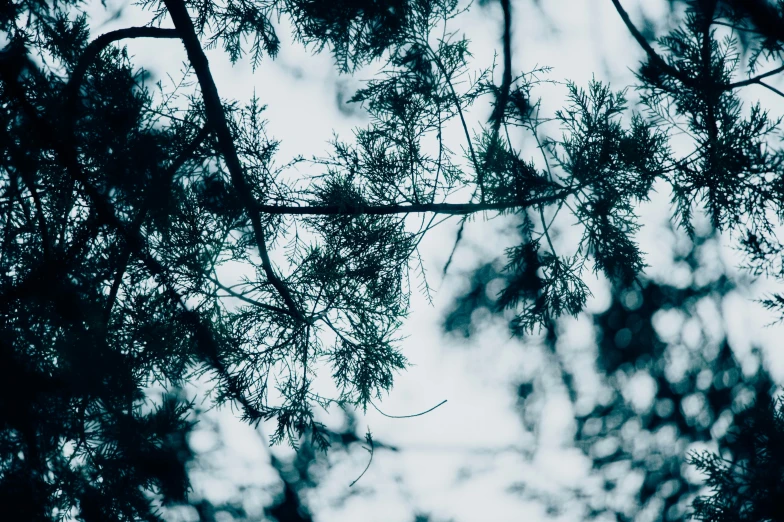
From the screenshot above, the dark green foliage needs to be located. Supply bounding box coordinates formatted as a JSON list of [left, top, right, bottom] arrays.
[[554, 82, 664, 285], [690, 394, 784, 522], [285, 0, 413, 72], [5, 0, 784, 519]]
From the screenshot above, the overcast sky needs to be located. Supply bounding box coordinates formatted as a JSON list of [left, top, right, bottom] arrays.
[[75, 1, 784, 520]]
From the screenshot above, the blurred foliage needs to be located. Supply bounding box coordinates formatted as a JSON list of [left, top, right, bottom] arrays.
[[449, 0, 784, 517], [572, 235, 773, 522], [447, 228, 777, 521]]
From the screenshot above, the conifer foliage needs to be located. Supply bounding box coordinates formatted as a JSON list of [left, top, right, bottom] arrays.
[[690, 394, 784, 522], [3, 0, 784, 519]]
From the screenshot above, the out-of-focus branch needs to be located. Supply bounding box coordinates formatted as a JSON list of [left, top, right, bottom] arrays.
[[610, 0, 697, 87], [719, 0, 784, 42], [489, 0, 513, 136]]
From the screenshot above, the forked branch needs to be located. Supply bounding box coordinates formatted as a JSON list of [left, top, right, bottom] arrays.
[[162, 0, 304, 321]]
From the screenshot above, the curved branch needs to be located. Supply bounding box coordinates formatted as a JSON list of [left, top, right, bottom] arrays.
[[610, 0, 696, 87], [349, 429, 374, 487], [64, 27, 179, 108], [59, 26, 180, 246], [162, 0, 304, 321], [370, 399, 447, 419]]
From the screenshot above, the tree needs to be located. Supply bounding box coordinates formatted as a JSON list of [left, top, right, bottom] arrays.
[[3, 0, 784, 519]]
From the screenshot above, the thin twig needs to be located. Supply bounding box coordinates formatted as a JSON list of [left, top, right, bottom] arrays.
[[370, 399, 448, 419], [349, 429, 374, 487], [725, 64, 784, 90], [758, 79, 784, 99]]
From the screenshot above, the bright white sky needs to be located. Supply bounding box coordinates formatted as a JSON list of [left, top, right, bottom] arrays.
[[77, 0, 784, 520]]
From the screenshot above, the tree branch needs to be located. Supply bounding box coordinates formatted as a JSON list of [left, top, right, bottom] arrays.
[[610, 0, 696, 87], [64, 27, 179, 107], [59, 26, 180, 246], [206, 273, 292, 316], [253, 191, 574, 216], [758, 79, 784, 99], [725, 64, 784, 90], [162, 0, 304, 321]]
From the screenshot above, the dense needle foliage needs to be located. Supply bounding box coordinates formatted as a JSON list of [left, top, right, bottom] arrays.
[[3, 0, 784, 519]]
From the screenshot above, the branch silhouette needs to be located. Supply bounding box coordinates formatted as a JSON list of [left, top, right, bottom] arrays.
[[163, 0, 304, 322]]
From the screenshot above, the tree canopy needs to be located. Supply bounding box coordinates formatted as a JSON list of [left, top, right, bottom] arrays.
[[3, 0, 784, 520]]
